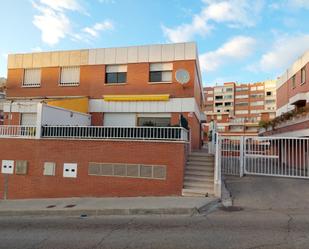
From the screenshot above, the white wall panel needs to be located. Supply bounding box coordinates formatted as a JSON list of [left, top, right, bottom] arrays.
[[41, 104, 91, 126], [95, 48, 105, 64], [88, 49, 96, 65], [174, 43, 185, 60], [3, 101, 39, 113], [162, 44, 174, 61], [128, 46, 138, 63], [138, 46, 149, 62], [149, 45, 162, 62], [115, 47, 128, 64], [104, 48, 116, 64], [185, 43, 196, 60]]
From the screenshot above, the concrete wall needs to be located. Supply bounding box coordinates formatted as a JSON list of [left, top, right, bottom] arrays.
[[0, 139, 186, 199]]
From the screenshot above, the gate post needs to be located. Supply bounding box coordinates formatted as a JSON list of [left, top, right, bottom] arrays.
[[214, 134, 222, 197], [239, 136, 245, 177]]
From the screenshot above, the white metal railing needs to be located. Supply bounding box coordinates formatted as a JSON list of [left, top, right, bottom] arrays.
[[0, 125, 37, 138], [244, 137, 309, 178], [41, 126, 189, 141], [217, 135, 309, 179]]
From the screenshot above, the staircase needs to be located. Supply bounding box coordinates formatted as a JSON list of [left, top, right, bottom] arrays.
[[182, 151, 215, 197]]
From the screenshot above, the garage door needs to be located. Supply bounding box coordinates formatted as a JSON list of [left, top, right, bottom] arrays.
[[21, 113, 37, 125], [104, 113, 136, 126]]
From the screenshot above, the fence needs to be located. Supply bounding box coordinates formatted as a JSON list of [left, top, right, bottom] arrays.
[[215, 135, 309, 179], [0, 125, 37, 138], [41, 126, 189, 141]]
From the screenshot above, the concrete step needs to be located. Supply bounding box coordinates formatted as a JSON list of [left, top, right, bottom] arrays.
[[182, 188, 214, 197], [186, 161, 214, 167], [184, 175, 214, 182], [188, 155, 215, 161], [185, 165, 214, 172], [184, 181, 214, 189], [185, 170, 214, 178], [190, 152, 214, 157]]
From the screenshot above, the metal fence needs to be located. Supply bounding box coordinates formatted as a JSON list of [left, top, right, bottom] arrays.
[[215, 135, 309, 179], [41, 126, 189, 141], [244, 137, 309, 179], [0, 125, 37, 138]]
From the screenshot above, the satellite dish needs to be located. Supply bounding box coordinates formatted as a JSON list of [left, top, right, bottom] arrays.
[[175, 69, 190, 85]]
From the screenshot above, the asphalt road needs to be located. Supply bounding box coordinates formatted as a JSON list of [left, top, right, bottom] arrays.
[[1, 176, 309, 249]]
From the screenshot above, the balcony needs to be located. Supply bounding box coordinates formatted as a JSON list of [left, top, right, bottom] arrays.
[[0, 125, 189, 142]]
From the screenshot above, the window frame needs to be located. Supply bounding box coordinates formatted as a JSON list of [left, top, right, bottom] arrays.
[[149, 63, 173, 84], [22, 68, 41, 88], [292, 74, 296, 89], [59, 66, 80, 87], [301, 66, 306, 85]]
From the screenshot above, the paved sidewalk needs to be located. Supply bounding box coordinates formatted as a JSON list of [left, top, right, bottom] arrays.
[[0, 196, 219, 216]]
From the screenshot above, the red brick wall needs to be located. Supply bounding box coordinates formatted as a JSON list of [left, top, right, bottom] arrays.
[[3, 112, 20, 125], [0, 139, 186, 199], [6, 61, 198, 99], [90, 113, 104, 126]]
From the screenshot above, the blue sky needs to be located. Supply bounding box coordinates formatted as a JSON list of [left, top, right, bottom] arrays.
[[1, 0, 309, 86]]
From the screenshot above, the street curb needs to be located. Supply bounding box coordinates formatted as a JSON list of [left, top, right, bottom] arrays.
[[221, 177, 233, 207], [0, 207, 204, 217], [0, 198, 220, 217]]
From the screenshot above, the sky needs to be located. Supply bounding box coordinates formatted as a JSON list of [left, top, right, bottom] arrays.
[[1, 0, 309, 87]]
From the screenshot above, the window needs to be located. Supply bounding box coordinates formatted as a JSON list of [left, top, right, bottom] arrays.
[[292, 75, 296, 88], [236, 87, 249, 92], [225, 102, 232, 106], [207, 97, 213, 101], [301, 66, 306, 84], [265, 99, 275, 104], [60, 66, 80, 86], [235, 110, 249, 114], [23, 68, 41, 87], [251, 101, 264, 106], [235, 102, 248, 106], [105, 65, 127, 84], [236, 95, 249, 99], [224, 95, 233, 99], [266, 91, 272, 96], [137, 114, 171, 127], [225, 87, 233, 92], [250, 93, 264, 98], [149, 63, 172, 83], [215, 96, 223, 100]]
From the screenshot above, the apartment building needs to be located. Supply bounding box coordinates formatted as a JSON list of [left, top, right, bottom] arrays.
[[203, 80, 276, 137], [261, 49, 309, 137], [0, 78, 5, 125], [0, 42, 215, 199]]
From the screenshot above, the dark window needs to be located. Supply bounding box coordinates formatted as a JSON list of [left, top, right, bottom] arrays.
[[137, 117, 171, 127], [301, 66, 306, 84], [292, 75, 296, 88], [149, 71, 162, 82], [106, 72, 126, 84], [266, 91, 272, 96]]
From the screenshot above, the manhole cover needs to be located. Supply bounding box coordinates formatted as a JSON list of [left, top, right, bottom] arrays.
[[64, 204, 76, 208], [46, 205, 56, 209], [220, 206, 243, 212]]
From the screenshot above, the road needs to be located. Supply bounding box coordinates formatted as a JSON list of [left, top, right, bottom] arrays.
[[1, 176, 309, 249]]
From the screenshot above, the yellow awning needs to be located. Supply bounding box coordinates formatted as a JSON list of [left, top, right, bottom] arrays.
[[46, 97, 89, 113], [103, 94, 170, 102]]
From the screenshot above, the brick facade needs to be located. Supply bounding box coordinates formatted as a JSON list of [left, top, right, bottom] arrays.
[[0, 139, 186, 199]]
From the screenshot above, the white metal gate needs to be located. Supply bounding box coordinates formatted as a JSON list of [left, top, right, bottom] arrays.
[[216, 135, 309, 179]]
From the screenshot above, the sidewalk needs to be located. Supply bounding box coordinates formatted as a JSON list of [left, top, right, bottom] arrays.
[[0, 196, 219, 217]]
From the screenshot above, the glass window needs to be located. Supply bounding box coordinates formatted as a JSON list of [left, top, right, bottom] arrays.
[[60, 66, 80, 86], [149, 63, 173, 83], [292, 75, 296, 88], [301, 67, 306, 84], [137, 117, 171, 127], [106, 65, 127, 84]]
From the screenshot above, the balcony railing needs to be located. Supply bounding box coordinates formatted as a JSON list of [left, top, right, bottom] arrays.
[[0, 125, 37, 138], [41, 126, 189, 141]]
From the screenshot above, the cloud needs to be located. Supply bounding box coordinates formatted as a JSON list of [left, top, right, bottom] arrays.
[[83, 21, 114, 37], [32, 0, 114, 45], [199, 36, 256, 72], [288, 0, 309, 8], [162, 0, 264, 42], [249, 34, 309, 73], [31, 0, 78, 45]]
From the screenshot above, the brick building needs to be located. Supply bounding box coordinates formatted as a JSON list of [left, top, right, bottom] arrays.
[[203, 80, 276, 138], [261, 49, 309, 137], [0, 42, 217, 199]]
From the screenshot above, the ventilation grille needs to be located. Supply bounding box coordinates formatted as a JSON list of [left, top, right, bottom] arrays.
[[15, 160, 28, 175], [88, 163, 166, 180]]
